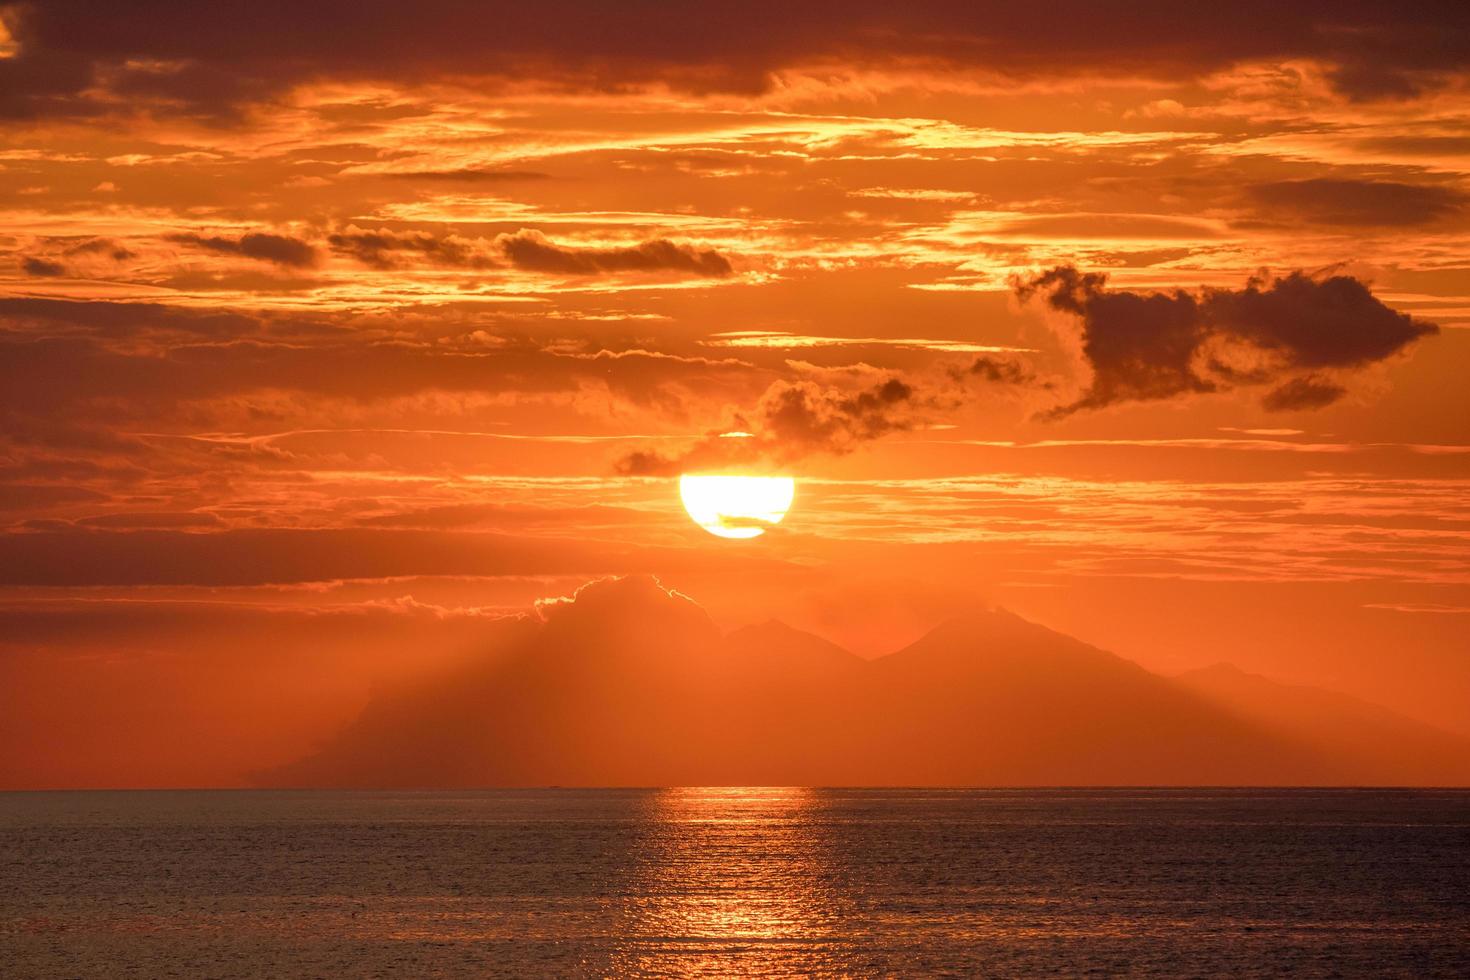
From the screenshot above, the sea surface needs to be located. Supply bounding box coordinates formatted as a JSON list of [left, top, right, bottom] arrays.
[[1, 788, 1468, 977]]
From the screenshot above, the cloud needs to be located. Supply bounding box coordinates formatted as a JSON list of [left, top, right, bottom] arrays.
[[1013, 266, 1437, 416], [327, 226, 499, 269], [0, 297, 261, 338], [533, 574, 713, 641], [0, 527, 600, 586], [0, 525, 795, 589], [756, 377, 914, 452], [617, 376, 918, 475], [62, 237, 133, 260], [497, 229, 733, 277], [2, 3, 1467, 119], [21, 256, 65, 276], [1260, 376, 1348, 412], [330, 226, 730, 276], [969, 355, 1037, 385], [74, 511, 223, 529], [1246, 179, 1467, 227], [384, 168, 552, 183], [0, 483, 107, 511], [167, 232, 318, 268], [0, 326, 762, 441], [357, 501, 648, 529], [0, 595, 510, 643]]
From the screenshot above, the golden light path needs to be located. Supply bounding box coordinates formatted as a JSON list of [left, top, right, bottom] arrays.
[[679, 475, 796, 539]]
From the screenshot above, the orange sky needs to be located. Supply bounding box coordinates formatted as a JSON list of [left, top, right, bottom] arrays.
[[1, 2, 1468, 786]]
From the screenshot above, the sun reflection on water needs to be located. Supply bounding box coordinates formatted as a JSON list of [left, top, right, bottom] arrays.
[[608, 786, 856, 975]]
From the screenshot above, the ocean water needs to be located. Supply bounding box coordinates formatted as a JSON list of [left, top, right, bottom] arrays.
[[2, 788, 1467, 977]]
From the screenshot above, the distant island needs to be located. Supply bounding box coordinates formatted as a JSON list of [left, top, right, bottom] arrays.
[[268, 576, 1470, 787]]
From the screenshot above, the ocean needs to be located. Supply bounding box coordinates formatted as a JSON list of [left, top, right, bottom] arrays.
[[2, 788, 1467, 977]]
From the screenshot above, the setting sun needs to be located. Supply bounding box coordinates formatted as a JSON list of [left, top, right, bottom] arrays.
[[679, 475, 796, 539]]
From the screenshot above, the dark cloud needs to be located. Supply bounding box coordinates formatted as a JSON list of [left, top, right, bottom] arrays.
[[328, 227, 499, 270], [21, 256, 65, 277], [498, 229, 733, 277], [615, 448, 693, 478], [0, 483, 107, 511], [0, 527, 791, 586], [74, 511, 224, 529], [1016, 267, 1211, 412], [1206, 272, 1436, 368], [0, 595, 519, 645], [1247, 179, 1467, 227], [0, 335, 515, 411], [617, 376, 916, 475], [969, 356, 1036, 385], [357, 502, 647, 529], [1014, 266, 1436, 415], [1354, 135, 1470, 158], [62, 237, 134, 260], [0, 527, 594, 586], [0, 297, 269, 338], [0, 326, 759, 439], [8, 2, 1461, 119], [167, 232, 318, 268], [757, 377, 914, 453], [1261, 375, 1348, 412]]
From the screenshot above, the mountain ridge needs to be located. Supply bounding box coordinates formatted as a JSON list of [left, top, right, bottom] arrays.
[[263, 576, 1470, 788]]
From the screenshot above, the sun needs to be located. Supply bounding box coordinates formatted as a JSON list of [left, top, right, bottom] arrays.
[[679, 475, 796, 539]]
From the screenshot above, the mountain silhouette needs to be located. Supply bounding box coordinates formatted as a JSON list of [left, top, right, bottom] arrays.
[[1175, 663, 1470, 786], [265, 576, 1470, 787]]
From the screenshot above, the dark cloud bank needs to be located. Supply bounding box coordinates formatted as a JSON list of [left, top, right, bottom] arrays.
[[1246, 179, 1467, 228], [3, 2, 1468, 119], [499, 229, 732, 277], [326, 228, 498, 271], [168, 232, 319, 268], [327, 226, 731, 275]]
